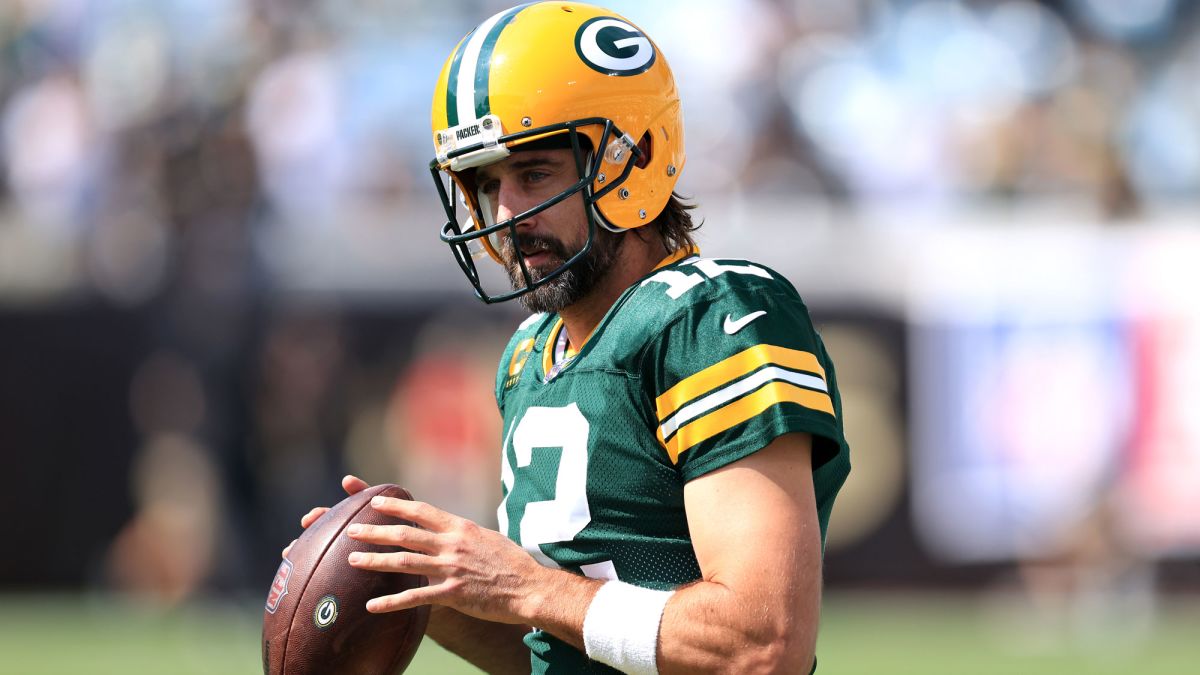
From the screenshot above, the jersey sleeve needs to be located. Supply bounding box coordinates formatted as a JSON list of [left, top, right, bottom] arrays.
[[639, 273, 845, 482]]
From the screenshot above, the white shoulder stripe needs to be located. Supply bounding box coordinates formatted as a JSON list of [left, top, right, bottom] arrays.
[[658, 366, 828, 441]]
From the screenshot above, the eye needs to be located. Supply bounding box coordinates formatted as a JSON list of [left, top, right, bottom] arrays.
[[524, 170, 549, 184], [478, 177, 500, 196]]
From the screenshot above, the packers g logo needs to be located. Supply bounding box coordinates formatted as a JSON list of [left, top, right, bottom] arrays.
[[313, 595, 339, 630], [575, 17, 656, 76]]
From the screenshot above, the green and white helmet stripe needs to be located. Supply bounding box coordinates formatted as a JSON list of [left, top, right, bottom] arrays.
[[446, 4, 531, 127]]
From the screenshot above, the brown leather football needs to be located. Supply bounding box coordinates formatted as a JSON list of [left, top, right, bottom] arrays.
[[262, 484, 430, 675]]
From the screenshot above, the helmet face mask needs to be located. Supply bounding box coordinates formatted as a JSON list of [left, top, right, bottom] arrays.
[[429, 2, 683, 304], [432, 117, 644, 303]]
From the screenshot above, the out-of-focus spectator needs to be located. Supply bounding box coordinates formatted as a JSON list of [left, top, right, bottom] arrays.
[[1, 0, 1198, 304], [382, 316, 506, 526], [107, 351, 218, 604], [247, 45, 348, 223], [106, 433, 221, 605], [251, 311, 350, 571], [2, 73, 92, 231]]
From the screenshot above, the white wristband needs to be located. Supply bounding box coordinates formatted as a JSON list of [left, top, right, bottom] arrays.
[[582, 580, 674, 675]]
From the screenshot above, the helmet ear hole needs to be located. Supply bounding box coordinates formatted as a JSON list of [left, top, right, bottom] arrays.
[[635, 132, 652, 169]]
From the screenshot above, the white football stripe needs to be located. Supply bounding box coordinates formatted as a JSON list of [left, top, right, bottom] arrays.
[[455, 8, 510, 124], [659, 366, 828, 441]]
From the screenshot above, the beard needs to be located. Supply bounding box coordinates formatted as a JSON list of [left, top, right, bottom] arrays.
[[502, 226, 625, 314]]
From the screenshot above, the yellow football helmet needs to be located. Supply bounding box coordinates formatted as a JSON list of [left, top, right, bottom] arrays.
[[429, 1, 685, 303]]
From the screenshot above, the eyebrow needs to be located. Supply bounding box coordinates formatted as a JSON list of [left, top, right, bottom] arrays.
[[522, 157, 563, 170], [478, 155, 565, 182]]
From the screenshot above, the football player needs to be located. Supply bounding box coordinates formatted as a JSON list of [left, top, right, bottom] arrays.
[[292, 3, 850, 673]]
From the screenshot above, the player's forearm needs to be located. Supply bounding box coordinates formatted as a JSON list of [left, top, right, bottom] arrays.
[[522, 566, 816, 674], [424, 605, 532, 675], [514, 565, 604, 653], [656, 580, 818, 674]]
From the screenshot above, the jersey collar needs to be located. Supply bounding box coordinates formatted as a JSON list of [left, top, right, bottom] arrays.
[[540, 246, 701, 382], [653, 246, 700, 271]]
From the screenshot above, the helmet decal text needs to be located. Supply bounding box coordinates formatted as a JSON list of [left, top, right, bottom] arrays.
[[575, 17, 656, 76]]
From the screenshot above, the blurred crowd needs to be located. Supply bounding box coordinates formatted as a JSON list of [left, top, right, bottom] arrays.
[[2, 1, 1199, 294], [2, 0, 1200, 610]]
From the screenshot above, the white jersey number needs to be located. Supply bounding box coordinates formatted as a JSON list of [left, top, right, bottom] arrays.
[[497, 404, 618, 579], [640, 257, 772, 299]]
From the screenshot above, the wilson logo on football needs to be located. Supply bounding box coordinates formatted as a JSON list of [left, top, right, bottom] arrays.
[[266, 559, 293, 614]]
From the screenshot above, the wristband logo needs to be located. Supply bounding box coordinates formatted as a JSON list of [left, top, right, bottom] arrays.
[[575, 17, 656, 76]]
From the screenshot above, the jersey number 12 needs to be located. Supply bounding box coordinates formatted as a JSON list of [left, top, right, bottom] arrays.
[[498, 404, 618, 580]]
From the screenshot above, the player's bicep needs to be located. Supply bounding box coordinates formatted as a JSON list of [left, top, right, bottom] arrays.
[[683, 432, 823, 610]]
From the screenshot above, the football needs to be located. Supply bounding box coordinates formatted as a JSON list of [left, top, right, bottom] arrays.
[[262, 484, 430, 675]]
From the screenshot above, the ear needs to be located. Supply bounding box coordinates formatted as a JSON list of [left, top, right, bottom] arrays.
[[635, 132, 652, 169]]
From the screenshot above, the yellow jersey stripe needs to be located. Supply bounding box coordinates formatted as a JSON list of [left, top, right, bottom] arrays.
[[656, 345, 826, 422], [652, 246, 700, 271], [662, 381, 835, 463]]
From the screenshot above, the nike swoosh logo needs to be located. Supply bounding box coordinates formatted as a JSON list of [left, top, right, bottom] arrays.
[[723, 311, 767, 335]]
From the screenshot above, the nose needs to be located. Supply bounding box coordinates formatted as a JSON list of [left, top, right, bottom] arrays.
[[494, 178, 535, 229]]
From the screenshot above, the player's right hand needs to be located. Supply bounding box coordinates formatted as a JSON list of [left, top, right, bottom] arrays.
[[282, 475, 371, 557]]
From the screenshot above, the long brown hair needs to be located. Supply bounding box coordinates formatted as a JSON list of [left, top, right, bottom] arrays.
[[654, 192, 701, 254]]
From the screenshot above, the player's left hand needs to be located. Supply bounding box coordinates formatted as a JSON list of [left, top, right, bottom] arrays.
[[345, 496, 547, 625]]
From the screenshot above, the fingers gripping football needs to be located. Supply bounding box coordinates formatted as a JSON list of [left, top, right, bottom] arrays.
[[368, 496, 457, 532], [282, 475, 373, 557], [281, 507, 332, 557], [305, 477, 371, 529], [301, 507, 330, 528], [347, 496, 544, 624], [346, 524, 438, 552]]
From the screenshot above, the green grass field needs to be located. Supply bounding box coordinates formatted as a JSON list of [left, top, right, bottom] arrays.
[[2, 592, 1196, 674]]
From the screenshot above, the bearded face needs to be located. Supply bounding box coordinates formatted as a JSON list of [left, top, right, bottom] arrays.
[[469, 147, 629, 313], [500, 225, 625, 314]]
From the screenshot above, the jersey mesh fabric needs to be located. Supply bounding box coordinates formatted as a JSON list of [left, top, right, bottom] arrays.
[[493, 256, 851, 674]]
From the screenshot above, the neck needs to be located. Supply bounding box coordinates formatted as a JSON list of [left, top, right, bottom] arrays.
[[559, 229, 665, 349]]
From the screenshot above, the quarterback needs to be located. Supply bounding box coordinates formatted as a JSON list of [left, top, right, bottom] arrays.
[[293, 2, 850, 673]]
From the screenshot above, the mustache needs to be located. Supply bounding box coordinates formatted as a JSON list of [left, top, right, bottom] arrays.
[[502, 233, 570, 263]]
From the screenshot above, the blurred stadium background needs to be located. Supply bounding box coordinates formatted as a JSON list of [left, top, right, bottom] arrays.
[[2, 0, 1199, 672]]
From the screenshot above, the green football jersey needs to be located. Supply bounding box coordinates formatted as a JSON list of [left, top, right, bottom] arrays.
[[493, 254, 851, 674]]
